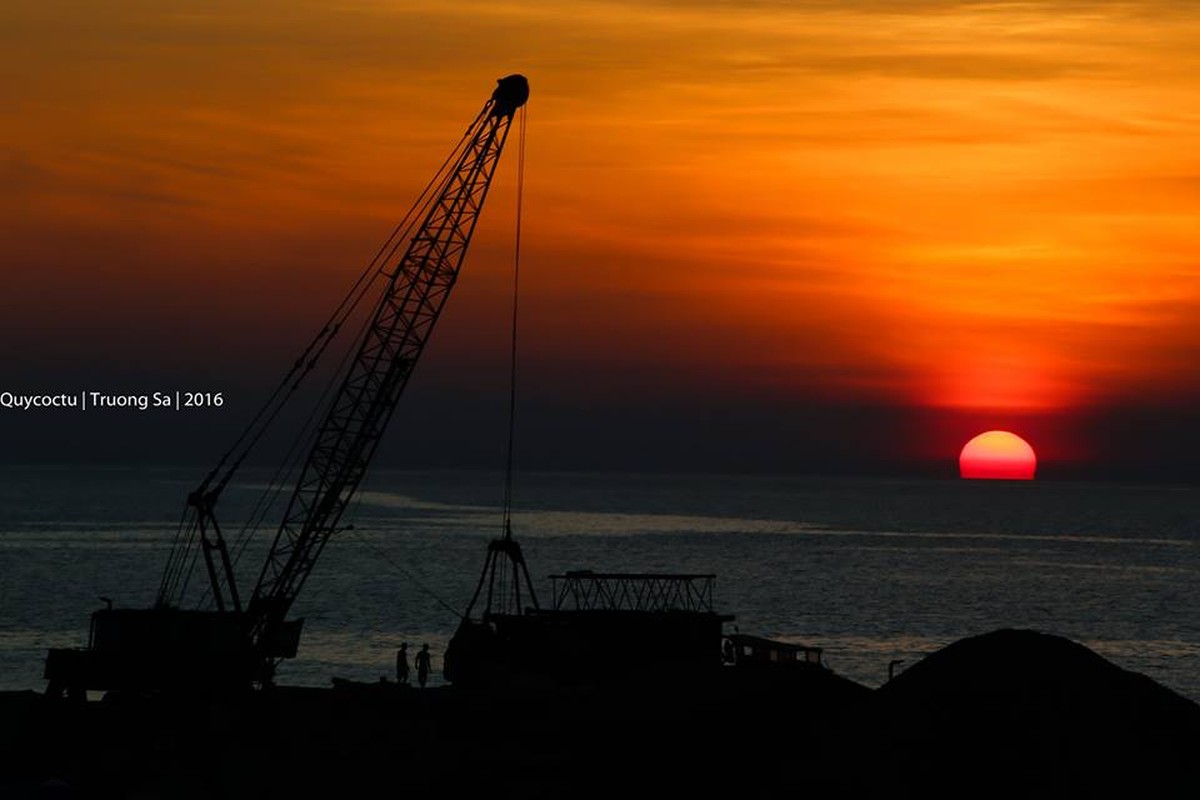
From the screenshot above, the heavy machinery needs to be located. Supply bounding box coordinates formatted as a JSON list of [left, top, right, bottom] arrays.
[[44, 74, 530, 697], [445, 567, 733, 685]]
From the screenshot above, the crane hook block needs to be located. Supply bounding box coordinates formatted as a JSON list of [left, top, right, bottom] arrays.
[[490, 74, 529, 118]]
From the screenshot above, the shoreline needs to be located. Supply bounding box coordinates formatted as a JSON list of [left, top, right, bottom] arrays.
[[3, 629, 1198, 798]]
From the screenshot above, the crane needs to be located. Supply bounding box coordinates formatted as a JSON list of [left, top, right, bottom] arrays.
[[45, 74, 529, 697]]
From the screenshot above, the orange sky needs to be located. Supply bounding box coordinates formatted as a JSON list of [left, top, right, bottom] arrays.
[[3, 1, 1199, 473]]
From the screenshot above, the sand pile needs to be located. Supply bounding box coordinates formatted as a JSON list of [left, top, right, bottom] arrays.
[[855, 628, 1200, 796]]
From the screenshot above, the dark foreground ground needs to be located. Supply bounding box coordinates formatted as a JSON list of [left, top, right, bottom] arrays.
[[2, 629, 1198, 799]]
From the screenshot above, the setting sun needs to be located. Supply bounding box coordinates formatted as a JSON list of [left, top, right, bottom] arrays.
[[959, 430, 1037, 480]]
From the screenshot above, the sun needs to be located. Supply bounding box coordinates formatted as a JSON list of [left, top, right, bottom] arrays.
[[959, 430, 1037, 480]]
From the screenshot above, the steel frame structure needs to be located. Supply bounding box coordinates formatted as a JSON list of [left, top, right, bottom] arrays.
[[247, 78, 527, 653], [549, 572, 717, 613]]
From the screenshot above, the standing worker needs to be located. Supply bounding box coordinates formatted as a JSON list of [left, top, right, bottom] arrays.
[[415, 643, 432, 688], [396, 642, 410, 685]]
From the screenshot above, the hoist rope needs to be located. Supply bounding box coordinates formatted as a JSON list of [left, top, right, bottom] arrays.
[[341, 101, 528, 624], [500, 102, 527, 542]]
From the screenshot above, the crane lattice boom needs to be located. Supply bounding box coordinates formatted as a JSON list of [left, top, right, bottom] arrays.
[[246, 76, 528, 654]]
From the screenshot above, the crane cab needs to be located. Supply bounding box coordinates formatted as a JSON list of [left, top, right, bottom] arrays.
[[44, 606, 302, 698]]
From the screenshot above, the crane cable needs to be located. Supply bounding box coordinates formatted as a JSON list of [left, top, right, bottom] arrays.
[[162, 106, 488, 608], [316, 104, 529, 624], [343, 526, 464, 620], [225, 109, 485, 565], [343, 102, 529, 623], [500, 102, 527, 543]]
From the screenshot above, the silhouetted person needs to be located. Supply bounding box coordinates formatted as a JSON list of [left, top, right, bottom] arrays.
[[416, 643, 432, 688], [722, 637, 736, 665], [396, 642, 410, 685]]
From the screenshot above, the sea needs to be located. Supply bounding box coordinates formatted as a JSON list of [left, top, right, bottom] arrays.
[[2, 465, 1198, 701]]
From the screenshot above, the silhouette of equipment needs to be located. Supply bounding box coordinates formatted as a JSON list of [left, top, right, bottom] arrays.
[[444, 570, 735, 685], [43, 75, 529, 698]]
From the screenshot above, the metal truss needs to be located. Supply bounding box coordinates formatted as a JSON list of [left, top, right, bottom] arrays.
[[550, 572, 717, 613], [247, 82, 524, 651]]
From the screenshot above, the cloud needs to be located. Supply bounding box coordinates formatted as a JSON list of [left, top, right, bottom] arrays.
[[4, 0, 1200, 478]]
